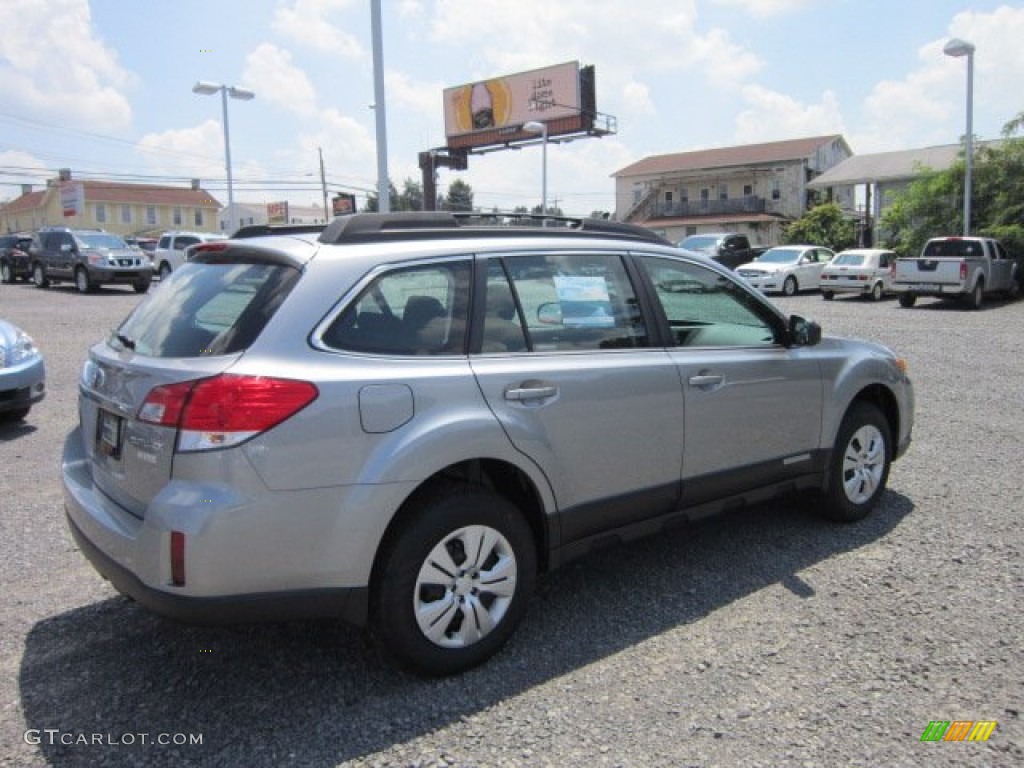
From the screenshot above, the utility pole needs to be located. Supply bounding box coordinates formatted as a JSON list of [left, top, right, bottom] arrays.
[[318, 147, 329, 222], [370, 0, 390, 212]]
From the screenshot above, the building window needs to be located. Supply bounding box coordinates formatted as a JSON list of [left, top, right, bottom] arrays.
[[633, 188, 643, 204], [680, 187, 688, 203], [173, 207, 183, 226], [121, 204, 131, 224], [718, 184, 728, 200], [743, 184, 753, 196], [146, 206, 158, 226], [772, 180, 781, 200], [664, 191, 673, 203], [700, 188, 709, 202], [95, 204, 106, 223], [194, 210, 204, 227], [685, 226, 697, 236]]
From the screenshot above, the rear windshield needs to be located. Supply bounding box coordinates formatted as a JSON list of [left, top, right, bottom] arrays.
[[922, 239, 983, 258], [111, 262, 300, 357], [832, 253, 866, 266]]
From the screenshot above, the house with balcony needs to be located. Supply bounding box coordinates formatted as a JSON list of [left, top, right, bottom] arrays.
[[613, 135, 853, 245], [0, 171, 221, 236]]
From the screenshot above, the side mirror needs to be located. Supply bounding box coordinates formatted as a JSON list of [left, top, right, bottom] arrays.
[[788, 315, 821, 347]]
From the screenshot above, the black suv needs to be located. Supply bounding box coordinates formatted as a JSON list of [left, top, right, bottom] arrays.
[[0, 234, 33, 283], [30, 227, 153, 293]]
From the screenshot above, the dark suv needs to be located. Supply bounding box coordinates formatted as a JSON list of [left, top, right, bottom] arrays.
[[30, 227, 152, 293], [0, 234, 34, 283], [63, 212, 913, 675]]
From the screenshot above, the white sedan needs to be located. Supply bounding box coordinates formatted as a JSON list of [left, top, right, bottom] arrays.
[[736, 245, 835, 295]]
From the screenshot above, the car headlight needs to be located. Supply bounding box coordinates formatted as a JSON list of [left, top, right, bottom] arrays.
[[6, 330, 41, 366]]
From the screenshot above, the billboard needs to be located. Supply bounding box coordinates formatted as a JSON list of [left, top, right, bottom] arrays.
[[444, 61, 581, 149], [60, 182, 84, 217], [267, 201, 289, 224], [332, 194, 356, 216]]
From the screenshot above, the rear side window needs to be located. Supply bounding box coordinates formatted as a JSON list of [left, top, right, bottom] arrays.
[[322, 261, 471, 355], [111, 262, 299, 357]]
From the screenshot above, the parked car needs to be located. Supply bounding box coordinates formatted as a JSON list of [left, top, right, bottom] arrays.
[[63, 213, 913, 675], [125, 237, 159, 262], [678, 232, 767, 270], [153, 231, 227, 279], [820, 249, 898, 301], [0, 318, 45, 421], [892, 236, 1021, 309], [736, 245, 835, 295], [29, 227, 152, 294], [0, 233, 34, 283]]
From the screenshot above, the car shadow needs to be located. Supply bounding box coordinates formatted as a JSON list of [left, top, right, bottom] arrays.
[[20, 492, 913, 765], [0, 418, 37, 441]]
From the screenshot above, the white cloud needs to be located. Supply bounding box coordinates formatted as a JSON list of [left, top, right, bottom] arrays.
[[621, 81, 656, 117], [711, 0, 817, 18], [734, 85, 844, 143], [242, 44, 319, 116], [0, 0, 135, 129], [136, 120, 225, 179], [272, 0, 363, 57]]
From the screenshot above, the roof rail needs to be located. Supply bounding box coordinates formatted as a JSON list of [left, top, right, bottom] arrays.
[[232, 223, 327, 239], [318, 212, 671, 246]]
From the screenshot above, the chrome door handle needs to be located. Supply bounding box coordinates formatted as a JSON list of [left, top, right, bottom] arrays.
[[504, 385, 558, 401], [688, 374, 724, 388]]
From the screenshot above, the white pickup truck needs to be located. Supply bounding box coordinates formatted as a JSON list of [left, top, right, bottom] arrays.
[[893, 236, 1022, 309]]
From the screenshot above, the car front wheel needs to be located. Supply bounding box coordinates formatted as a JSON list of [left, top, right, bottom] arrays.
[[820, 402, 891, 522], [0, 263, 12, 284], [870, 282, 884, 301], [32, 264, 49, 289], [782, 275, 797, 296], [75, 267, 93, 293], [158, 262, 172, 280], [822, 290, 834, 301], [373, 482, 537, 676]]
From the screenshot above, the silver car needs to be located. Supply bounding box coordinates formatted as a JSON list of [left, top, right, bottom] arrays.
[[736, 245, 835, 295], [0, 318, 46, 421], [821, 249, 898, 301], [62, 213, 914, 675]]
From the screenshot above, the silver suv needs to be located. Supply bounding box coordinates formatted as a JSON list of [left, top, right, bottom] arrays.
[[62, 213, 914, 675]]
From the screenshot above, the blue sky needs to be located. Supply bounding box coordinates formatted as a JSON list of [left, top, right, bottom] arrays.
[[1, 0, 1022, 216]]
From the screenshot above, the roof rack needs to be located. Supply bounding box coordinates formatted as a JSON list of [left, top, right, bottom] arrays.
[[317, 212, 671, 246], [232, 223, 328, 239]]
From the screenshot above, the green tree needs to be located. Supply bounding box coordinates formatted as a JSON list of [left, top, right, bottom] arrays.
[[781, 203, 856, 251], [881, 134, 1024, 256], [362, 180, 399, 212], [396, 178, 423, 211], [442, 179, 474, 211]]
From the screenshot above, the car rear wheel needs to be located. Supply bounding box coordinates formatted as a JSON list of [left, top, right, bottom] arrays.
[[32, 264, 49, 289], [373, 482, 536, 676], [820, 402, 891, 522], [898, 293, 916, 308], [870, 282, 884, 302], [75, 267, 93, 294], [0, 263, 12, 284], [782, 275, 797, 296], [822, 290, 834, 301], [964, 280, 983, 310]]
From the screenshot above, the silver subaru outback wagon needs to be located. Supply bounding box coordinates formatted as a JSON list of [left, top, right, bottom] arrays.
[[62, 212, 913, 675]]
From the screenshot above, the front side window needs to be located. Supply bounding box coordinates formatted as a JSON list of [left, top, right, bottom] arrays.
[[639, 255, 778, 348], [492, 253, 647, 352], [323, 261, 471, 355]]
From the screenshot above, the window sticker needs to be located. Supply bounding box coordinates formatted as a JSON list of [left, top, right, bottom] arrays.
[[554, 275, 615, 328]]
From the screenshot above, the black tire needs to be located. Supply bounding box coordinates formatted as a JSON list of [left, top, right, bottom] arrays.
[[158, 262, 171, 280], [870, 282, 884, 302], [132, 278, 151, 294], [782, 275, 797, 296], [822, 290, 834, 301], [373, 482, 537, 676], [74, 267, 93, 294], [32, 263, 49, 289], [964, 280, 983, 310], [898, 293, 916, 308], [0, 262, 12, 284], [820, 402, 892, 522]]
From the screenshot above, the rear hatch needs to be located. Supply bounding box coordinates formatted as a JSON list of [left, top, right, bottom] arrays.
[[76, 244, 307, 518]]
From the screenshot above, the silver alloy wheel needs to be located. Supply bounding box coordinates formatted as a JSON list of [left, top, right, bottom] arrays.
[[1, 263, 10, 283], [75, 269, 90, 293], [414, 524, 518, 648], [783, 275, 797, 296], [841, 423, 885, 505]]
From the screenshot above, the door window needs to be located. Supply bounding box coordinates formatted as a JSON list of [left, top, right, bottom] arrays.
[[638, 256, 778, 348]]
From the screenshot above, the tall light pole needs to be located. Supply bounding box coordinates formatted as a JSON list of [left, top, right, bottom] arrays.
[[192, 81, 255, 235], [943, 38, 974, 236], [523, 121, 548, 215]]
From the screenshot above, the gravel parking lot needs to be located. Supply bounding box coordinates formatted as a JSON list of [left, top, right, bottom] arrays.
[[1, 281, 1021, 767]]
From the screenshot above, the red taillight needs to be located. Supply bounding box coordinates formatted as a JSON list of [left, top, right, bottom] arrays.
[[960, 262, 968, 280], [170, 531, 186, 586], [139, 374, 318, 450]]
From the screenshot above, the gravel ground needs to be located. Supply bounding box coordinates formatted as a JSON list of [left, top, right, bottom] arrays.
[[1, 281, 1021, 767]]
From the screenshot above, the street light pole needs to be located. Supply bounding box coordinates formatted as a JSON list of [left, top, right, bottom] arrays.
[[523, 121, 548, 215], [943, 38, 975, 236], [193, 81, 255, 235]]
